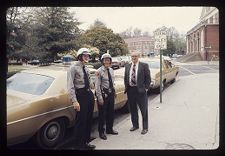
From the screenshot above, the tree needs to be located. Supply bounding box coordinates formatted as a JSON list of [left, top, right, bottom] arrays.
[[6, 7, 82, 61], [119, 27, 133, 38], [143, 31, 150, 37], [6, 7, 26, 58], [161, 38, 176, 56], [133, 28, 142, 37], [90, 19, 106, 28], [32, 7, 81, 60], [80, 23, 129, 57]]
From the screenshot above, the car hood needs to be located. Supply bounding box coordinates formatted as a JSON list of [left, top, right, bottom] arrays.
[[150, 68, 160, 77], [7, 89, 37, 108]]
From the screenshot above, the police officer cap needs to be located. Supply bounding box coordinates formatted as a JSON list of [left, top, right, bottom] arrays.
[[77, 48, 91, 57], [101, 53, 112, 61]]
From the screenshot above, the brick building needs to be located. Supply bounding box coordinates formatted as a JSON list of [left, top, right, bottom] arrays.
[[124, 36, 155, 56], [186, 7, 219, 61]]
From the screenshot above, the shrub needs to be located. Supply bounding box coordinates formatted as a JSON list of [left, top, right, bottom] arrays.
[[88, 62, 102, 69]]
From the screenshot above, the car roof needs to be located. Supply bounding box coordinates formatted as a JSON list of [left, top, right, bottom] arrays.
[[21, 66, 67, 78], [140, 57, 171, 62], [20, 64, 97, 78]]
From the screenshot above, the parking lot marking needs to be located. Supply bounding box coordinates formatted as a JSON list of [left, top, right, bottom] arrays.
[[179, 66, 196, 75], [202, 66, 218, 71]]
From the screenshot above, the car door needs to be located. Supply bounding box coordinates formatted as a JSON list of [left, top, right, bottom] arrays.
[[113, 74, 127, 109], [163, 60, 173, 82]]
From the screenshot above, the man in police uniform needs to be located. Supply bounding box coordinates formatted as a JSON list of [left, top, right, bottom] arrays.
[[95, 53, 118, 140], [67, 47, 96, 150]]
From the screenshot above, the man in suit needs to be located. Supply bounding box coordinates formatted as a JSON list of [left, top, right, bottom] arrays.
[[124, 52, 151, 135]]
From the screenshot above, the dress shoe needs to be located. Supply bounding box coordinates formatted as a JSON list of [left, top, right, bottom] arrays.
[[80, 143, 96, 150], [99, 133, 107, 140], [87, 136, 96, 143], [130, 127, 139, 131], [106, 129, 118, 135], [141, 129, 148, 135]]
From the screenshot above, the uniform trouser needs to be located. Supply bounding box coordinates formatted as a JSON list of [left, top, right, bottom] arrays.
[[97, 92, 115, 134], [73, 89, 94, 146], [127, 86, 148, 130]]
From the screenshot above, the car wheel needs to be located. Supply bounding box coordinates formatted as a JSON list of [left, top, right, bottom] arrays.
[[36, 119, 66, 149], [171, 72, 178, 84], [120, 100, 130, 113]]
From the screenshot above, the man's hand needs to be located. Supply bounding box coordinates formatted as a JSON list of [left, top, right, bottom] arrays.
[[73, 102, 80, 111], [98, 98, 104, 106]]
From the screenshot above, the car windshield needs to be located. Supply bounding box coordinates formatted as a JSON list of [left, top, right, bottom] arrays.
[[142, 60, 160, 69], [7, 72, 54, 95]]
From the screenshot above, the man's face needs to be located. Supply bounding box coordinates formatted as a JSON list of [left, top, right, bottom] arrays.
[[82, 54, 90, 63], [103, 58, 111, 68], [131, 52, 139, 64]]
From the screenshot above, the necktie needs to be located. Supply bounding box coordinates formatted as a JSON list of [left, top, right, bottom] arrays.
[[107, 68, 113, 89], [82, 66, 90, 89], [131, 64, 136, 86]]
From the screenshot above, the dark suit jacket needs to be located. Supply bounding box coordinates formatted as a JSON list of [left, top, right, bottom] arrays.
[[124, 61, 151, 93]]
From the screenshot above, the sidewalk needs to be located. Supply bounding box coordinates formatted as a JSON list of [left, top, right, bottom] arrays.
[[174, 60, 219, 66], [91, 73, 219, 150]]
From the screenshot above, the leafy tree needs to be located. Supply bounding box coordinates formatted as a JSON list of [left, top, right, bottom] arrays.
[[161, 38, 176, 56], [6, 7, 82, 61], [119, 27, 133, 38], [90, 19, 106, 28], [32, 7, 81, 60], [80, 23, 129, 58], [6, 7, 27, 58]]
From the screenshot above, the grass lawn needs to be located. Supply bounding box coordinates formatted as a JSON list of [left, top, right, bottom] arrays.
[[7, 65, 32, 78], [8, 65, 33, 72]]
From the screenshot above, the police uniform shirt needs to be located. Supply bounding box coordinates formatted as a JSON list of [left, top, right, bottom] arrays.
[[95, 66, 115, 101], [67, 61, 93, 103]]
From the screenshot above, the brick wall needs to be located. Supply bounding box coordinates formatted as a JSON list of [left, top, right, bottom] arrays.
[[206, 25, 219, 60]]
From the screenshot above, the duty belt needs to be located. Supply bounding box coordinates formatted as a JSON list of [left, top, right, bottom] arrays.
[[102, 88, 114, 94], [76, 87, 91, 92]]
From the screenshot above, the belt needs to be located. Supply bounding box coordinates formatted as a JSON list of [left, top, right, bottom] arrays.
[[76, 87, 91, 92], [128, 85, 137, 88], [102, 88, 113, 94]]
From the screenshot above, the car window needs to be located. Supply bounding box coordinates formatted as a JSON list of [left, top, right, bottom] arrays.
[[142, 61, 160, 69], [7, 72, 54, 95]]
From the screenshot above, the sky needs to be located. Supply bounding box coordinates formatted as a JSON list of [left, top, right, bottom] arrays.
[[69, 7, 203, 35]]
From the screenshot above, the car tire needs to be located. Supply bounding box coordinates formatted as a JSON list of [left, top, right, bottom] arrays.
[[171, 78, 176, 84], [36, 119, 66, 149], [171, 72, 178, 84]]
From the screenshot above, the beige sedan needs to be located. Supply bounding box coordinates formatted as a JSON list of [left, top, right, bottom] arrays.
[[7, 63, 128, 149], [140, 57, 179, 93]]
